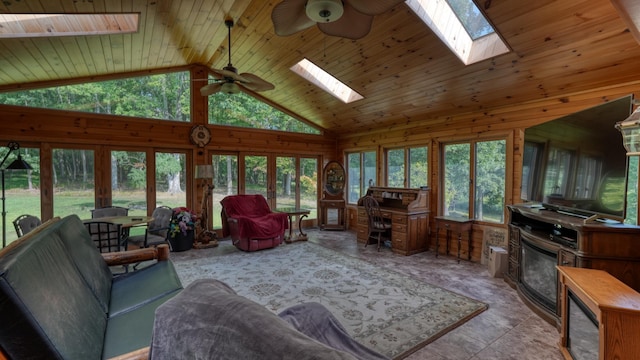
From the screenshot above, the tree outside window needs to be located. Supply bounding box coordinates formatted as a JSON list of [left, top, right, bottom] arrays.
[[347, 151, 377, 204], [443, 139, 506, 223], [386, 146, 428, 188]]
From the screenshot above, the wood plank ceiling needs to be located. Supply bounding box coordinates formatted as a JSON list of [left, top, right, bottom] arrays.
[[0, 0, 639, 136]]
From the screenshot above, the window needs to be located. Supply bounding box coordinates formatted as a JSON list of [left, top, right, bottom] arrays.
[[385, 146, 428, 188], [290, 58, 363, 104], [110, 150, 147, 216], [52, 147, 95, 218], [442, 139, 506, 223], [0, 14, 138, 38], [347, 151, 377, 204], [406, 0, 509, 65], [208, 91, 320, 134], [211, 153, 238, 229], [0, 71, 191, 121], [155, 152, 187, 209], [387, 149, 405, 188], [0, 146, 39, 245]]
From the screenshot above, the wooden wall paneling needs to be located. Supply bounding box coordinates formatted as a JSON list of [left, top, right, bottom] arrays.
[[0, 104, 337, 158], [338, 84, 640, 149]]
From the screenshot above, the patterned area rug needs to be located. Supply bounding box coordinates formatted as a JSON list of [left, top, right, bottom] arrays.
[[172, 242, 488, 359]]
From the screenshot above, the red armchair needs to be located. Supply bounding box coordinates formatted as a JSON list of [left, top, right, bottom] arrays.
[[220, 195, 288, 252]]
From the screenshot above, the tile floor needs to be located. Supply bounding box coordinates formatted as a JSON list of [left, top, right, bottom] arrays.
[[305, 228, 564, 360], [177, 228, 564, 360]]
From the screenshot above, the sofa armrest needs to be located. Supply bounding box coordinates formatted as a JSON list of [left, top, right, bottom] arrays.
[[102, 244, 170, 266], [107, 346, 149, 360]]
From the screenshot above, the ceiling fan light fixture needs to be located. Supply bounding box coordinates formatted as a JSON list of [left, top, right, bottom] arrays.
[[306, 0, 344, 23], [221, 82, 241, 94]]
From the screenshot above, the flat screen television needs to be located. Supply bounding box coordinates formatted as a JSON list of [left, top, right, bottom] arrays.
[[521, 95, 633, 222]]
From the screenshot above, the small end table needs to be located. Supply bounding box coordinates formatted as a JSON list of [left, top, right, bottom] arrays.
[[275, 207, 310, 243], [435, 216, 473, 263]]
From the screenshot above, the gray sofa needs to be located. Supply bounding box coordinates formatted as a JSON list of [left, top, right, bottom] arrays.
[[0, 214, 183, 359], [150, 279, 390, 360]]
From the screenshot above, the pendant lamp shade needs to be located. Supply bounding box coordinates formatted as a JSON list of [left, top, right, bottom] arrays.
[[5, 155, 32, 170]]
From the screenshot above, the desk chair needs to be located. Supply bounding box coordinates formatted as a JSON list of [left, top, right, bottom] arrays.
[[362, 195, 392, 252], [13, 214, 42, 237]]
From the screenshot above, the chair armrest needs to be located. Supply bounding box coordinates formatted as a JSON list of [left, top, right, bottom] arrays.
[[102, 244, 170, 266], [107, 347, 149, 360]]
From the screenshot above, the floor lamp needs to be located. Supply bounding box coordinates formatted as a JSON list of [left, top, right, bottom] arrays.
[[1, 142, 33, 248], [195, 164, 217, 246]]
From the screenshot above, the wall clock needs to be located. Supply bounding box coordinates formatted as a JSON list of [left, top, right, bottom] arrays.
[[189, 125, 211, 147]]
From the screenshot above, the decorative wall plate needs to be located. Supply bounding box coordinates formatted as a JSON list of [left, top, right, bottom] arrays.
[[189, 125, 211, 147]]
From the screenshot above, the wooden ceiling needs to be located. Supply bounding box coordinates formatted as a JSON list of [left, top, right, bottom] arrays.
[[0, 0, 639, 136]]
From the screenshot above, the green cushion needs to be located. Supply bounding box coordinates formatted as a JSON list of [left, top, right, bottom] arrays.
[[57, 214, 113, 313], [103, 291, 181, 359], [0, 229, 107, 359], [109, 260, 183, 316]]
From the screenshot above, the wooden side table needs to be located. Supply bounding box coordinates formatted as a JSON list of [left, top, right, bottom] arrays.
[[275, 207, 310, 243], [435, 216, 473, 262]]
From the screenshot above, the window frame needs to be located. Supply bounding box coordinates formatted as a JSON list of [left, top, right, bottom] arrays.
[[383, 145, 429, 188], [346, 150, 377, 204], [438, 133, 512, 225]]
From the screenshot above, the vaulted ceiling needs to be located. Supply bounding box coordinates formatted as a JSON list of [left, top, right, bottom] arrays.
[[0, 0, 639, 136]]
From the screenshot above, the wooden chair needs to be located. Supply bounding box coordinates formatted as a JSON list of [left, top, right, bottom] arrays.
[[12, 214, 42, 237], [362, 195, 392, 251]]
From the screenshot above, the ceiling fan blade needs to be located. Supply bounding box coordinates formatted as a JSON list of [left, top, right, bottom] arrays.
[[349, 0, 406, 16], [200, 83, 223, 96], [318, 4, 374, 40], [211, 68, 248, 83], [238, 73, 275, 92], [271, 0, 316, 36]]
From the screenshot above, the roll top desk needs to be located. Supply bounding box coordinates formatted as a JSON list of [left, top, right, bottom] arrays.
[[357, 187, 430, 256]]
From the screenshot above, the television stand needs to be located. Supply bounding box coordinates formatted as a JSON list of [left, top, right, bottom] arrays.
[[506, 204, 640, 327]]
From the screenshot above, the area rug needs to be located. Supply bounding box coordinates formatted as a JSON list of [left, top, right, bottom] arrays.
[[172, 242, 488, 359]]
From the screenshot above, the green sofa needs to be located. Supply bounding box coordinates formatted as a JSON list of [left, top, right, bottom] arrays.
[[0, 214, 183, 359]]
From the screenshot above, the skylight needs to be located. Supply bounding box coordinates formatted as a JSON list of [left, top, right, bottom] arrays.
[[0, 14, 139, 38], [406, 0, 509, 65], [290, 58, 364, 104]]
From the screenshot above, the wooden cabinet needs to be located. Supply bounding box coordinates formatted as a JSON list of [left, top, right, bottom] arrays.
[[434, 216, 473, 262], [357, 187, 430, 256], [557, 266, 640, 360], [319, 198, 345, 230], [319, 161, 346, 230]]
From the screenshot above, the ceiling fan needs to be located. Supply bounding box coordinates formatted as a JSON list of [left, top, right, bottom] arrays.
[[271, 0, 405, 40], [200, 19, 274, 96]]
